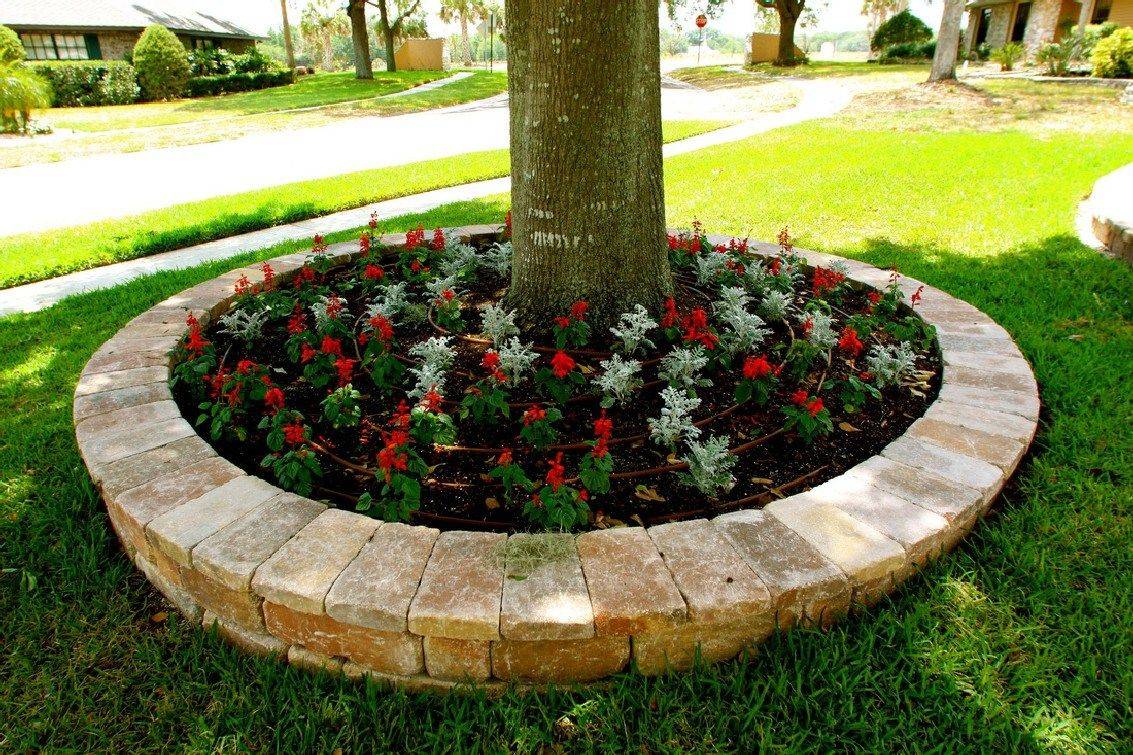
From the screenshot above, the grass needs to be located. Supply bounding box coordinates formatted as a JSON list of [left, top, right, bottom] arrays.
[[0, 119, 729, 289], [45, 71, 453, 132], [2, 72, 510, 168], [745, 60, 931, 78], [2, 82, 1131, 750]]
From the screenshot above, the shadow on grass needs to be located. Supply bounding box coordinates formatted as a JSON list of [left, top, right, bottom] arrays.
[[0, 214, 1128, 750]]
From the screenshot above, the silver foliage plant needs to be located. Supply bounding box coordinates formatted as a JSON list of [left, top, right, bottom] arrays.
[[482, 241, 513, 276], [479, 302, 520, 346], [496, 337, 539, 385], [218, 307, 270, 345], [714, 287, 770, 354], [310, 294, 343, 331], [759, 290, 792, 321], [406, 336, 456, 400], [366, 281, 410, 320], [439, 241, 480, 279], [866, 341, 917, 388], [595, 354, 643, 408], [648, 386, 702, 448], [609, 305, 657, 355], [424, 275, 462, 303], [694, 251, 731, 285], [658, 346, 712, 393], [679, 434, 737, 497], [799, 309, 838, 350]]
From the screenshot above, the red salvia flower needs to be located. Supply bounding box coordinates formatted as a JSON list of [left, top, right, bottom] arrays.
[[838, 327, 863, 357], [569, 300, 589, 321], [320, 335, 342, 356], [283, 422, 306, 445], [421, 388, 444, 413], [369, 315, 394, 343], [324, 295, 343, 320], [545, 452, 566, 492], [409, 259, 423, 274], [482, 350, 507, 383], [801, 317, 814, 336], [287, 305, 307, 335], [593, 410, 613, 441], [263, 387, 285, 414], [812, 266, 846, 297], [554, 316, 571, 329], [300, 343, 316, 364], [660, 297, 679, 328], [550, 350, 576, 379], [498, 448, 513, 466], [743, 354, 772, 380], [236, 359, 256, 375], [592, 436, 609, 460], [405, 225, 425, 250], [431, 227, 445, 251], [363, 263, 384, 281], [369, 211, 379, 230], [791, 390, 809, 406], [681, 308, 717, 350], [359, 234, 371, 255], [261, 262, 275, 287], [910, 285, 924, 307], [234, 274, 251, 296], [523, 404, 546, 425], [335, 356, 355, 386], [392, 400, 411, 430], [806, 397, 824, 417]]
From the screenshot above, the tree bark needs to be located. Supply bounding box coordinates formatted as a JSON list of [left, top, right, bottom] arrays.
[[280, 0, 296, 70], [460, 16, 473, 66], [1076, 0, 1095, 35], [777, 8, 800, 65], [928, 0, 966, 82], [506, 0, 670, 328], [376, 0, 398, 72], [348, 0, 374, 79]]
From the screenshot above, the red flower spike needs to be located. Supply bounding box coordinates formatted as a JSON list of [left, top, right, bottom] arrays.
[[523, 404, 546, 426], [545, 452, 566, 492], [569, 300, 589, 321], [743, 355, 772, 380], [550, 350, 576, 379], [791, 390, 809, 406]]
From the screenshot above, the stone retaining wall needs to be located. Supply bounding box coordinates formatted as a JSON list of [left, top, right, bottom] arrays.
[[74, 226, 1040, 692]]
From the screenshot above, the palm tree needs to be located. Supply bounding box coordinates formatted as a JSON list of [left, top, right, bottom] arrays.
[[439, 0, 487, 67], [300, 0, 349, 71], [0, 62, 50, 134]]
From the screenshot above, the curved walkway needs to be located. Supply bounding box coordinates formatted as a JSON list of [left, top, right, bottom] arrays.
[[0, 80, 852, 317]]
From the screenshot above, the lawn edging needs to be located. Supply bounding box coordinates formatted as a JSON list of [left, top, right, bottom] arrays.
[[73, 226, 1039, 692]]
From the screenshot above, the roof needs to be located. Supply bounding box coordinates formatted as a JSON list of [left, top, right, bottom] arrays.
[[966, 0, 1016, 8], [1, 0, 262, 40]]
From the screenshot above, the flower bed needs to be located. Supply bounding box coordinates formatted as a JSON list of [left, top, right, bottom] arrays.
[[74, 225, 1039, 690], [169, 221, 941, 533]]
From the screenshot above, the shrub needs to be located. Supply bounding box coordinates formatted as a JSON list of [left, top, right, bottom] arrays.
[[231, 47, 274, 73], [0, 24, 24, 64], [132, 24, 190, 100], [1090, 26, 1133, 78], [0, 61, 50, 133], [29, 61, 138, 106], [991, 41, 1026, 71], [1035, 38, 1079, 76], [879, 40, 936, 63], [871, 10, 933, 51], [185, 68, 294, 97]]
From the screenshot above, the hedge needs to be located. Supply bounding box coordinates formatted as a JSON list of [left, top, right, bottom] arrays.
[[872, 10, 933, 50], [1090, 26, 1133, 78], [186, 69, 294, 97], [29, 61, 139, 106], [878, 41, 936, 63]]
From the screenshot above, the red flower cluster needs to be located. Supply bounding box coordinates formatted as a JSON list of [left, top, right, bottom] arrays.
[[777, 226, 793, 254], [910, 285, 924, 307], [287, 305, 306, 335], [185, 313, 209, 355], [681, 308, 718, 350], [866, 290, 881, 312], [359, 234, 371, 255], [742, 354, 773, 380], [555, 300, 589, 329], [482, 349, 507, 383], [550, 350, 576, 379], [368, 315, 394, 344], [236, 359, 257, 375], [234, 273, 252, 296], [405, 225, 425, 249], [545, 452, 566, 492], [812, 266, 845, 297], [312, 234, 328, 255], [420, 388, 444, 413], [377, 403, 412, 482], [838, 327, 864, 357], [498, 448, 513, 466], [300, 343, 316, 364], [283, 422, 306, 445], [431, 227, 445, 251], [592, 410, 613, 459], [324, 294, 343, 320], [661, 297, 679, 329], [523, 404, 546, 425], [363, 263, 384, 281], [335, 356, 355, 386], [293, 265, 316, 290], [791, 390, 824, 417], [264, 387, 285, 414], [260, 262, 275, 287]]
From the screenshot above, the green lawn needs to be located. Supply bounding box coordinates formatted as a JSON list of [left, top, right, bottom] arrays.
[[45, 71, 452, 132], [745, 60, 931, 78], [1, 85, 1131, 750], [0, 119, 730, 289]]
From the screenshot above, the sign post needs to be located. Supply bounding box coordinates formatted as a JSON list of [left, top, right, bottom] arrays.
[[695, 14, 707, 64]]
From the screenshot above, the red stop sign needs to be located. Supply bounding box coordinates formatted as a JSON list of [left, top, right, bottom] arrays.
[[695, 14, 708, 28]]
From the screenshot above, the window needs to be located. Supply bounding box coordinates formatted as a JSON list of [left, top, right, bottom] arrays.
[[1011, 2, 1031, 42], [975, 8, 992, 45], [1091, 1, 1112, 24], [18, 33, 92, 60], [190, 38, 216, 50]]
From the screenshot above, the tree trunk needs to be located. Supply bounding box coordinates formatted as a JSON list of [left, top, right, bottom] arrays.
[[776, 5, 800, 65], [928, 0, 966, 82], [506, 0, 670, 327], [1076, 0, 1095, 35], [280, 0, 296, 70], [460, 16, 473, 66], [322, 37, 334, 71], [348, 0, 373, 79]]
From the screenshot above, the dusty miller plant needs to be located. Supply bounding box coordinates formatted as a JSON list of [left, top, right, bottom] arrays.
[[366, 281, 410, 320], [424, 275, 463, 302], [695, 252, 731, 285], [658, 346, 712, 393], [714, 287, 770, 354], [866, 341, 917, 388], [310, 295, 342, 331], [482, 241, 513, 276], [218, 307, 270, 345], [648, 386, 702, 448], [595, 354, 643, 408], [439, 241, 480, 279], [609, 305, 657, 355], [479, 303, 520, 346], [679, 434, 736, 497], [496, 337, 539, 385], [759, 290, 792, 321], [799, 309, 838, 350]]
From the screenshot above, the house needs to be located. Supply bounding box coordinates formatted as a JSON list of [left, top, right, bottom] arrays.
[[964, 0, 1133, 52], [1, 0, 262, 62]]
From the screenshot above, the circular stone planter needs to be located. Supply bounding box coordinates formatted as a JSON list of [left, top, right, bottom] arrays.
[[75, 225, 1039, 692]]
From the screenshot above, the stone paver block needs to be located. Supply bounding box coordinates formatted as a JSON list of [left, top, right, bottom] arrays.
[[287, 645, 343, 674], [883, 435, 1005, 494], [81, 417, 196, 468], [909, 418, 1026, 472], [326, 522, 439, 633], [936, 384, 1040, 422], [576, 527, 687, 636], [136, 553, 201, 624], [265, 602, 423, 675], [924, 400, 1037, 445], [647, 519, 771, 625], [147, 475, 279, 566], [185, 568, 266, 630], [944, 364, 1036, 394], [83, 349, 171, 376], [194, 493, 326, 592], [203, 610, 288, 657], [936, 332, 1021, 358], [500, 533, 594, 641], [408, 531, 506, 640], [252, 509, 379, 615], [941, 348, 1034, 376], [492, 636, 630, 683], [77, 400, 181, 436], [715, 510, 850, 628], [99, 435, 216, 500], [75, 366, 168, 397], [799, 477, 951, 564], [765, 498, 906, 586], [844, 455, 985, 526], [73, 382, 171, 423], [632, 616, 774, 676], [423, 637, 491, 681], [110, 456, 244, 557], [343, 665, 506, 696]]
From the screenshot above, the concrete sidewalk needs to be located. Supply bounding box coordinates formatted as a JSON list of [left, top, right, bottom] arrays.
[[0, 80, 852, 317]]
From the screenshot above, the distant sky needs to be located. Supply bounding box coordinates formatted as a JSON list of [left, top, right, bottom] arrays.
[[207, 1, 944, 39]]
